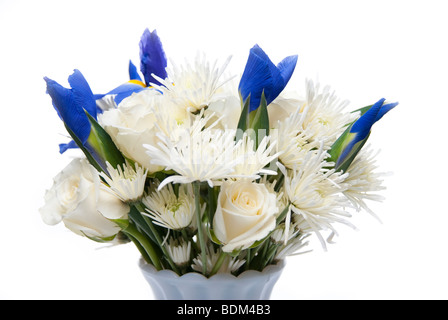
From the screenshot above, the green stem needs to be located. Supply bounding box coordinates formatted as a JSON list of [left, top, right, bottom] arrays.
[[134, 202, 180, 274], [194, 182, 208, 276], [209, 251, 227, 277], [123, 223, 162, 270], [245, 248, 252, 270]]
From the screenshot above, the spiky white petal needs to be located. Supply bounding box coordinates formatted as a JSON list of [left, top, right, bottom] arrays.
[[142, 183, 197, 230], [301, 79, 358, 148], [232, 133, 280, 178], [152, 53, 233, 112], [273, 105, 321, 169], [342, 145, 388, 221], [191, 244, 245, 274], [165, 237, 192, 267], [100, 162, 148, 202], [279, 144, 353, 250]]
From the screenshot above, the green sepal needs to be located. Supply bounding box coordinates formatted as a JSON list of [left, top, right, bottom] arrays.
[[248, 237, 268, 249], [208, 228, 223, 245], [81, 231, 116, 243], [110, 218, 130, 230]]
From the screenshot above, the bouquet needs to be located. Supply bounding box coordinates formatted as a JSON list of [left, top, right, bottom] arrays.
[[40, 29, 398, 277]]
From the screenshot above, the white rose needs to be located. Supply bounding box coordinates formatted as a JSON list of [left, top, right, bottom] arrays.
[[213, 180, 278, 252], [98, 89, 164, 173], [39, 158, 129, 241]]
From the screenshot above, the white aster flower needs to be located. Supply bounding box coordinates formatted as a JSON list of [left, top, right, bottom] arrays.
[[100, 162, 148, 203], [142, 183, 197, 230], [152, 53, 233, 112], [279, 144, 353, 250], [342, 145, 388, 221], [191, 244, 245, 274], [165, 238, 192, 267]]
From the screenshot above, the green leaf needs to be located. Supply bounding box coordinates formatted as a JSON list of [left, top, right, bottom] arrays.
[[249, 92, 270, 147], [236, 94, 251, 141], [327, 124, 353, 164], [85, 112, 125, 169], [128, 206, 158, 244], [64, 124, 104, 173], [328, 103, 373, 166], [335, 133, 369, 173], [236, 92, 270, 148]]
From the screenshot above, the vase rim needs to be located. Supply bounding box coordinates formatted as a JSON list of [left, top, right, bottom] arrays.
[[138, 257, 286, 282]]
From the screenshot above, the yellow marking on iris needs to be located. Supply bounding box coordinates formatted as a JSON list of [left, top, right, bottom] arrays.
[[127, 79, 146, 87]]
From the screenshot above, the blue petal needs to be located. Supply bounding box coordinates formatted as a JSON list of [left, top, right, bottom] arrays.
[[238, 44, 298, 112], [351, 98, 385, 140], [59, 140, 78, 154], [129, 60, 143, 82], [139, 29, 168, 86], [376, 101, 399, 122], [68, 69, 97, 118], [277, 55, 298, 87], [108, 82, 146, 105], [44, 70, 94, 145], [336, 98, 398, 169]]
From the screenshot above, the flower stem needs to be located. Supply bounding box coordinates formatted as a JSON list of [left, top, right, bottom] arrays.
[[123, 223, 163, 270], [194, 182, 208, 276], [209, 251, 227, 277], [134, 202, 180, 274]]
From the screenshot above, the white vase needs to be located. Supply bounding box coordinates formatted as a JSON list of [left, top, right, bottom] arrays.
[[139, 258, 285, 300]]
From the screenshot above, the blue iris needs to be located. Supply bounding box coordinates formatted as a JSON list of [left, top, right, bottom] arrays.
[[335, 98, 399, 170], [139, 28, 168, 86], [44, 70, 96, 153], [238, 44, 298, 112], [94, 29, 168, 106]]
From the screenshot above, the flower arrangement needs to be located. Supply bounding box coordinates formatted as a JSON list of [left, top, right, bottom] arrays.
[[40, 29, 398, 278]]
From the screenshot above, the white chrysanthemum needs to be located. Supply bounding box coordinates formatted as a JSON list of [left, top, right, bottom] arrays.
[[279, 144, 353, 249], [191, 244, 245, 274], [144, 116, 245, 189], [100, 162, 148, 202], [152, 53, 233, 112], [165, 238, 192, 267], [142, 183, 197, 230], [273, 106, 321, 169], [301, 79, 358, 148], [342, 145, 388, 221], [274, 234, 311, 260], [232, 133, 280, 178]]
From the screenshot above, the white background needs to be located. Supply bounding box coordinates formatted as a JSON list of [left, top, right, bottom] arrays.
[[1, 0, 447, 300]]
